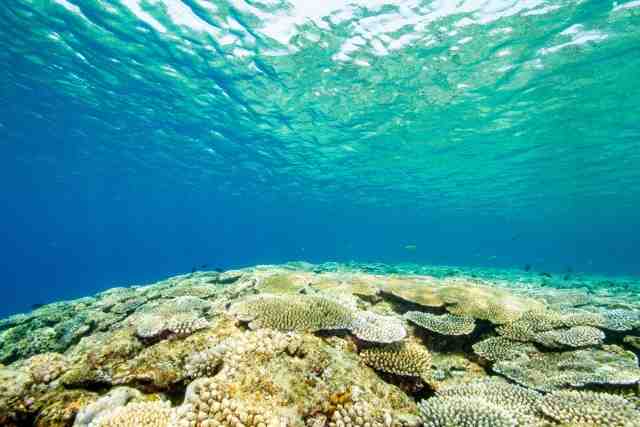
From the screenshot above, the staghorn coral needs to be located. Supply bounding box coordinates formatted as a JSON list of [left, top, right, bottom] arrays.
[[350, 312, 406, 344], [538, 390, 640, 427], [360, 342, 431, 379], [228, 294, 355, 332], [471, 336, 538, 362], [418, 396, 518, 427], [533, 325, 605, 348], [88, 401, 173, 427], [493, 345, 640, 391], [170, 377, 282, 427], [403, 312, 475, 335]]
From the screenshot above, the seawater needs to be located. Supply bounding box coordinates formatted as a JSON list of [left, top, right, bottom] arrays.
[[1, 6, 640, 421]]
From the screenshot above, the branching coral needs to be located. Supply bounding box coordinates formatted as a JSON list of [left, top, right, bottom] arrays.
[[404, 312, 475, 335], [170, 377, 282, 427]]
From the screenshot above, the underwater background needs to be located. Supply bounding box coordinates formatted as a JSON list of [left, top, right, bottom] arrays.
[[1, 0, 640, 317]]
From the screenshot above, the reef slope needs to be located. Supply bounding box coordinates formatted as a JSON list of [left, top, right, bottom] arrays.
[[1, 262, 639, 426]]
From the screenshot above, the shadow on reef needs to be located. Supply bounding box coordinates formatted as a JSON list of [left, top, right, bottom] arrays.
[[0, 262, 639, 426]]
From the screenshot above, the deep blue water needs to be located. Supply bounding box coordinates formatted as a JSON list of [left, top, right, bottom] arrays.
[[2, 0, 640, 317]]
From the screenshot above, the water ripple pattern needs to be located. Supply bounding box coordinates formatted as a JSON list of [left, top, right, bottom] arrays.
[[1, 0, 640, 215]]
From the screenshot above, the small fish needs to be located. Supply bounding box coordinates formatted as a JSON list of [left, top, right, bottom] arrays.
[[563, 274, 570, 280], [404, 245, 417, 251], [540, 272, 552, 278], [213, 267, 224, 273], [31, 303, 45, 310], [523, 264, 531, 272]]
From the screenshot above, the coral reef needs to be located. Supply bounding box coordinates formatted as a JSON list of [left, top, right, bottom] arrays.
[[0, 262, 639, 426]]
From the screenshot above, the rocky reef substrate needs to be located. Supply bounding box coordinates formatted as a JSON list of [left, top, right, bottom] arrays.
[[1, 262, 639, 426]]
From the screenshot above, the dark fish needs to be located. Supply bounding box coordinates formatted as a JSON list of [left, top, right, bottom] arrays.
[[31, 303, 45, 309], [523, 264, 531, 271], [191, 266, 196, 273], [540, 272, 552, 278], [200, 264, 208, 269], [563, 274, 570, 280], [213, 267, 223, 273]]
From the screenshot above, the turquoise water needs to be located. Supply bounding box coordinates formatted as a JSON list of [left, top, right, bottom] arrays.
[[1, 1, 640, 316]]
